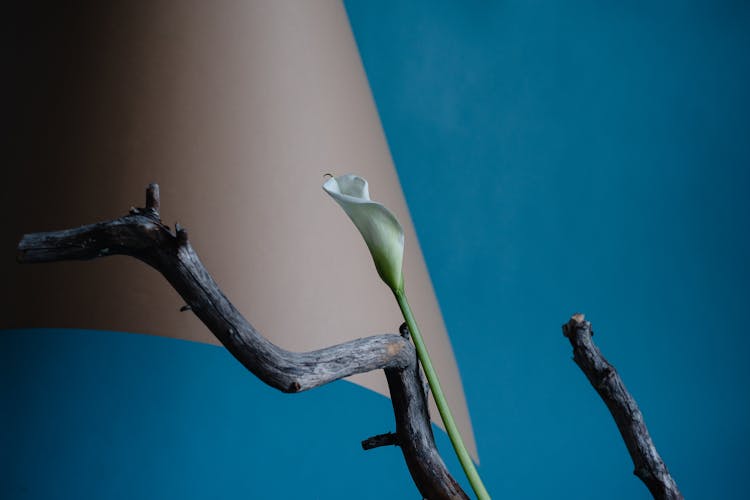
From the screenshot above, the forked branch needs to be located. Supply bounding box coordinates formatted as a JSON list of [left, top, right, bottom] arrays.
[[17, 184, 684, 499], [17, 184, 468, 500]]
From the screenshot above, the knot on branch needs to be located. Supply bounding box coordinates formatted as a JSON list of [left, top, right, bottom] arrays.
[[175, 223, 189, 246], [285, 381, 302, 393]]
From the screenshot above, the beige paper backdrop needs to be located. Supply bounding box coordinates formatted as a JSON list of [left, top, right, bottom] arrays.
[[2, 0, 477, 460]]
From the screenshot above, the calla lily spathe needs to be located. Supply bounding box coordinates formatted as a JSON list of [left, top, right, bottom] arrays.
[[323, 173, 490, 498], [323, 174, 405, 293]]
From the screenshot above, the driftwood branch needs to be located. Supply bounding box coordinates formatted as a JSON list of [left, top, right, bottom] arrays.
[[362, 431, 399, 450], [17, 184, 468, 500], [563, 314, 683, 500]]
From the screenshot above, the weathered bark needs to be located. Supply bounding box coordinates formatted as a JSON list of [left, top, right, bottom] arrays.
[[17, 184, 468, 500], [17, 183, 685, 500], [563, 314, 683, 500]]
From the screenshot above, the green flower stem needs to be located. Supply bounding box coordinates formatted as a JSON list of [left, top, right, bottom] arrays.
[[394, 289, 491, 500]]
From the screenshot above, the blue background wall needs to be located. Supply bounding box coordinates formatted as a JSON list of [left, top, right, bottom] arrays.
[[346, 1, 750, 497], [3, 1, 749, 498]]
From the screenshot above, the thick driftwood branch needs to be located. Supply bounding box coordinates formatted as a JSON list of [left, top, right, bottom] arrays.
[[563, 314, 683, 500], [17, 184, 467, 500]]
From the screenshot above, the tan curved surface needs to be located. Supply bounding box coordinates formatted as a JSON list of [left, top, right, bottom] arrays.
[[2, 0, 477, 461]]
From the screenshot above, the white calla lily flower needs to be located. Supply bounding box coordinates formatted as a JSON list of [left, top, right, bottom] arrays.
[[322, 173, 490, 498], [323, 174, 405, 293]]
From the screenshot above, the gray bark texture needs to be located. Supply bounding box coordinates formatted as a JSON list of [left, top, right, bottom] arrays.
[[563, 314, 683, 500], [15, 184, 684, 499], [16, 184, 468, 500]]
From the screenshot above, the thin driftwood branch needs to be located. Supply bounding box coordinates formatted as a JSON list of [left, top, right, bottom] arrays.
[[17, 183, 468, 500], [563, 314, 683, 500], [362, 431, 399, 450]]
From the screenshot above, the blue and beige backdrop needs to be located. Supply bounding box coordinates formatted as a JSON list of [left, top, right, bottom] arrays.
[[2, 1, 749, 499]]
